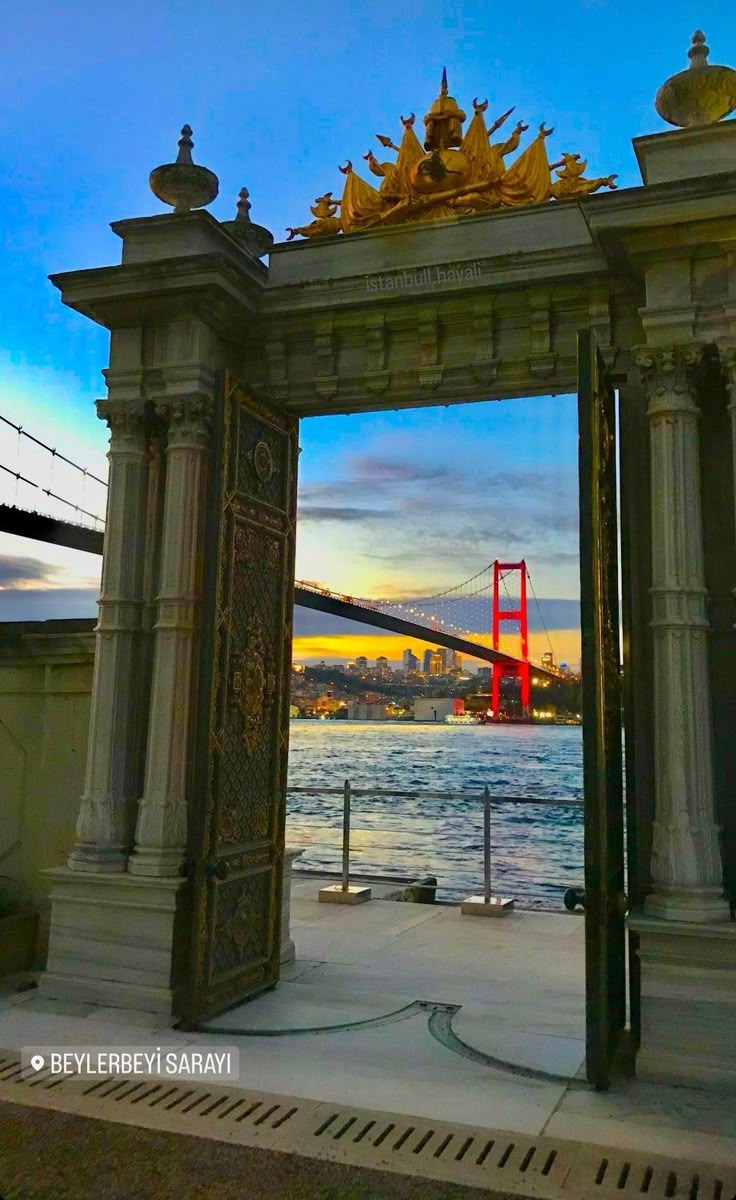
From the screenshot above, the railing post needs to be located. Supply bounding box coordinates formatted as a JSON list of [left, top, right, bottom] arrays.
[[342, 778, 351, 893], [483, 784, 492, 905], [461, 785, 514, 917], [318, 778, 371, 905]]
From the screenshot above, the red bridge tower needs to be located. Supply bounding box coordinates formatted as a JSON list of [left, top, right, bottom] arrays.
[[491, 560, 531, 719]]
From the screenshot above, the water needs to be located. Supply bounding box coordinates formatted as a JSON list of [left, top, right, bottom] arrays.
[[286, 722, 584, 911]]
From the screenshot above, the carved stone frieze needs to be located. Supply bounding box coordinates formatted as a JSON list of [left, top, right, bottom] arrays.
[[314, 315, 338, 400], [471, 300, 498, 384], [364, 313, 390, 394], [417, 307, 444, 390], [265, 326, 289, 403], [528, 292, 557, 377], [588, 290, 616, 368]]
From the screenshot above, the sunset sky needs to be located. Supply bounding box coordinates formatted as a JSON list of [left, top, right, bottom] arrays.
[[1, 1, 730, 668]]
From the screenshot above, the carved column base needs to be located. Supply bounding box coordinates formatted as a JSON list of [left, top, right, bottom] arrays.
[[67, 843, 129, 873], [127, 843, 186, 878], [644, 885, 730, 924], [629, 911, 736, 1089], [39, 867, 189, 1015]]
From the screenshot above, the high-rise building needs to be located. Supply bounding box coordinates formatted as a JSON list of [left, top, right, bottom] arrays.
[[403, 648, 420, 673], [476, 666, 492, 688], [376, 655, 391, 679], [423, 648, 434, 675], [429, 650, 443, 676], [355, 656, 368, 673], [542, 651, 555, 669]]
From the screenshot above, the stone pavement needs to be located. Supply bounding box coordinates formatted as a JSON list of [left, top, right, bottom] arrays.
[[1, 880, 736, 1175]]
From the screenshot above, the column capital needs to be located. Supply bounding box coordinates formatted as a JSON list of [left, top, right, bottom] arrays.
[[633, 341, 704, 378], [154, 394, 213, 447], [96, 396, 148, 439], [717, 343, 736, 397], [633, 343, 704, 419]]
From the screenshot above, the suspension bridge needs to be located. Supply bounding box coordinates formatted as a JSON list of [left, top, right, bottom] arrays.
[[0, 414, 563, 706]]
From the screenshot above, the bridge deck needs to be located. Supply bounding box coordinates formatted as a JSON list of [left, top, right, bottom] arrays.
[[0, 505, 558, 676]]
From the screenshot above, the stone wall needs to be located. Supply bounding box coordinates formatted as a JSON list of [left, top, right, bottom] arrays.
[[0, 619, 95, 966], [0, 616, 304, 970]]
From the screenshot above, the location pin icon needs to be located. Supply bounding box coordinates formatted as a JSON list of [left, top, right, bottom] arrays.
[[30, 1055, 44, 1071]]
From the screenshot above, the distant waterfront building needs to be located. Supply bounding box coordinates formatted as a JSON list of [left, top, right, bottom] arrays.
[[346, 702, 389, 720], [414, 697, 464, 721], [355, 656, 368, 672], [403, 648, 420, 672], [422, 648, 433, 675], [542, 651, 555, 669], [475, 666, 492, 688], [376, 655, 390, 678], [429, 650, 443, 676]]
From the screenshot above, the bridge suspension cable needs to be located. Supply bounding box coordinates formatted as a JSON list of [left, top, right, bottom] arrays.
[[0, 461, 105, 527], [0, 413, 108, 488], [0, 413, 560, 670], [526, 568, 556, 662]]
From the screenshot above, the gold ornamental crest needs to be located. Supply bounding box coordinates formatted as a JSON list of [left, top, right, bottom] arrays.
[[286, 69, 617, 240]]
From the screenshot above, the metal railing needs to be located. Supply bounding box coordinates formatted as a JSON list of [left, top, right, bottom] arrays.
[[286, 782, 584, 909]]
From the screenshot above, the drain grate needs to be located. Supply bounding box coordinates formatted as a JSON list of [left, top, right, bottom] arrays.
[[1, 1049, 734, 1200]]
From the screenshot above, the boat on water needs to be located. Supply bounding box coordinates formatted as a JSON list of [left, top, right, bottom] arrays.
[[444, 713, 480, 725]]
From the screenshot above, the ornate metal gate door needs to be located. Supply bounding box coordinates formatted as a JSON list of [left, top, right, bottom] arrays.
[[577, 330, 626, 1090], [183, 372, 298, 1025]]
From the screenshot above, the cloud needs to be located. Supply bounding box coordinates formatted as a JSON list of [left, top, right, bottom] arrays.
[[297, 506, 393, 523], [0, 555, 60, 586], [347, 455, 461, 484], [0, 587, 98, 621], [296, 439, 580, 598]]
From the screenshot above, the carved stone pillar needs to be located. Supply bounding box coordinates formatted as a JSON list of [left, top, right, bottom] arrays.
[[721, 346, 736, 615], [67, 398, 150, 872], [127, 391, 211, 877], [635, 344, 729, 922]]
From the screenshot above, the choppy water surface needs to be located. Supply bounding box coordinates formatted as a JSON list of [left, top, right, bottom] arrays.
[[286, 722, 583, 911]]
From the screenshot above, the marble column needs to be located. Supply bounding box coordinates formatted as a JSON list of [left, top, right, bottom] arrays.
[[67, 398, 150, 872], [721, 346, 736, 617], [635, 344, 729, 922], [127, 392, 211, 877]]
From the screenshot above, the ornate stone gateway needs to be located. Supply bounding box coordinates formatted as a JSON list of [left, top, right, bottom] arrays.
[[40, 30, 736, 1090], [184, 375, 298, 1024]]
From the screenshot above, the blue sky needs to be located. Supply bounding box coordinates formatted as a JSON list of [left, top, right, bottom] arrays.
[[0, 1, 731, 657]]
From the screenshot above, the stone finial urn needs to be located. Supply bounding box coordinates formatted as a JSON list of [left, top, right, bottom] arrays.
[[149, 125, 219, 213], [655, 31, 736, 127], [221, 187, 274, 259]]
